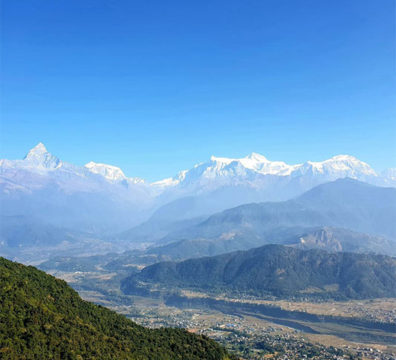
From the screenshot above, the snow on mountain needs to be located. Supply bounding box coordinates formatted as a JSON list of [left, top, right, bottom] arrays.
[[151, 170, 188, 189], [0, 142, 63, 174], [238, 152, 295, 175], [151, 153, 294, 193], [0, 143, 153, 231], [23, 142, 62, 169], [1, 144, 98, 194], [2, 144, 387, 194], [145, 153, 395, 224], [152, 152, 382, 193], [1, 143, 394, 235], [0, 143, 144, 188], [85, 161, 146, 184], [85, 162, 127, 181], [292, 155, 377, 179]]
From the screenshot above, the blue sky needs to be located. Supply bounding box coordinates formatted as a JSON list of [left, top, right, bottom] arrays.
[[1, 0, 395, 181]]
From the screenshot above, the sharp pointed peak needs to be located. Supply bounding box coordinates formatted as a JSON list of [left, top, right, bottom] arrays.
[[34, 142, 46, 148], [25, 142, 48, 157], [23, 142, 61, 168]]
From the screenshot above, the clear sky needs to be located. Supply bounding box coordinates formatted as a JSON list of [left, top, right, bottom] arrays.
[[1, 0, 395, 181]]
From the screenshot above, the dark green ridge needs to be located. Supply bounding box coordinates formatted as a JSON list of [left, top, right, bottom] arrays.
[[123, 244, 396, 300], [0, 257, 234, 360]]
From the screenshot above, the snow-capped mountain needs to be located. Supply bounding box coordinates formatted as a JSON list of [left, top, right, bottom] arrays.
[[1, 143, 395, 234], [1, 143, 395, 259], [23, 142, 62, 169], [152, 152, 384, 194], [0, 143, 147, 192], [0, 142, 62, 174], [291, 155, 377, 178], [85, 161, 145, 184], [144, 152, 394, 222], [152, 152, 295, 190], [85, 161, 128, 181], [0, 143, 153, 232]]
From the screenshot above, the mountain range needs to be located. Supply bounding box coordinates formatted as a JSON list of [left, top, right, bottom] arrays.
[[119, 178, 396, 256], [39, 178, 396, 276], [40, 224, 396, 276], [1, 143, 396, 260], [0, 143, 153, 232]]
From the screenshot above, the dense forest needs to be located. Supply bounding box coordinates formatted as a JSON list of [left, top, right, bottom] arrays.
[[0, 257, 234, 360], [122, 244, 396, 300]]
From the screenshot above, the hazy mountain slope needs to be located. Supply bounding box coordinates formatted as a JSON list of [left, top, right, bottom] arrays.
[[0, 215, 119, 263], [122, 245, 396, 300], [285, 227, 396, 254], [145, 226, 396, 260], [38, 179, 396, 270], [159, 179, 396, 247], [296, 178, 396, 235], [41, 224, 395, 275], [116, 202, 206, 245], [0, 257, 233, 360], [121, 154, 396, 239], [0, 215, 77, 249]]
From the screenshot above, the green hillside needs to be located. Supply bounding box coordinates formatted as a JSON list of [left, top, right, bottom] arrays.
[[122, 244, 396, 300], [0, 257, 233, 360]]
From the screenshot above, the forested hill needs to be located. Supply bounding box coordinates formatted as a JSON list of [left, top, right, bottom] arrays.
[[122, 245, 396, 300], [0, 257, 233, 360]]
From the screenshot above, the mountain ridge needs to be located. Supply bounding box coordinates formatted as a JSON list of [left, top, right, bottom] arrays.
[[122, 244, 396, 300], [150, 179, 396, 250], [0, 256, 232, 359], [2, 143, 395, 189], [1, 144, 396, 259]]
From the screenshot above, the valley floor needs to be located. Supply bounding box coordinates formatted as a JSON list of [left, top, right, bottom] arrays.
[[46, 268, 396, 360]]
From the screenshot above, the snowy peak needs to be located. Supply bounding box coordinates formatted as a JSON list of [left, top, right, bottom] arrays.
[[25, 142, 47, 155], [85, 162, 127, 181], [154, 153, 297, 190], [1, 143, 392, 198], [209, 152, 269, 164], [209, 156, 235, 165], [240, 153, 293, 175], [84, 161, 145, 184], [296, 154, 377, 177], [245, 152, 269, 162], [325, 154, 372, 168], [23, 143, 61, 169], [329, 154, 359, 161], [195, 153, 294, 178], [152, 152, 383, 192]]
